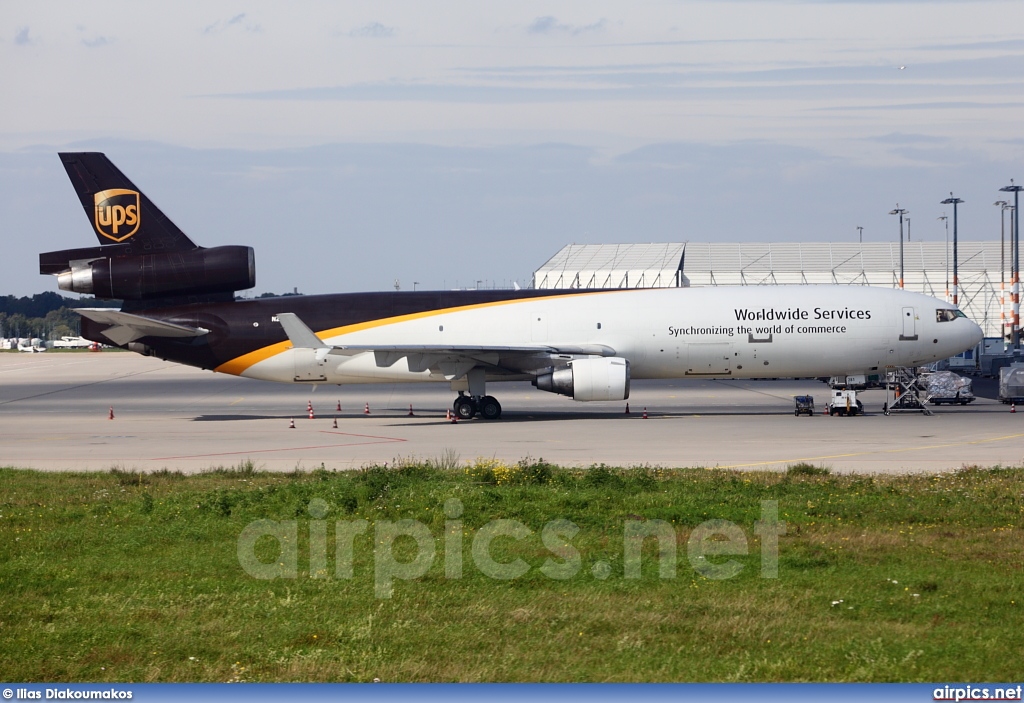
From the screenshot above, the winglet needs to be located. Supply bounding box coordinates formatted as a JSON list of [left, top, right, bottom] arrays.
[[276, 312, 328, 349]]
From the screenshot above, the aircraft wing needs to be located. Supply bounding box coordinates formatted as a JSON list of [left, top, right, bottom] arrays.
[[276, 312, 615, 377], [77, 308, 209, 346]]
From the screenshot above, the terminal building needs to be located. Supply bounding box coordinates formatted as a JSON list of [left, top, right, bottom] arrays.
[[532, 241, 1012, 340]]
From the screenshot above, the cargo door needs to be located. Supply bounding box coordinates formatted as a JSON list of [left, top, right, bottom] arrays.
[[900, 307, 918, 341], [685, 342, 732, 375]]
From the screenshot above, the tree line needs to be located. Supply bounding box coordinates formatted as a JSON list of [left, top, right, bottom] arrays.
[[0, 291, 298, 340], [0, 293, 119, 340]]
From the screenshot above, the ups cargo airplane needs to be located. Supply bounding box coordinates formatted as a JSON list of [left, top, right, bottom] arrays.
[[41, 153, 982, 420]]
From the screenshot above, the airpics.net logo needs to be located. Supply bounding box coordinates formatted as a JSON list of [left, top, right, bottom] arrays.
[[93, 188, 140, 242], [237, 499, 785, 599]]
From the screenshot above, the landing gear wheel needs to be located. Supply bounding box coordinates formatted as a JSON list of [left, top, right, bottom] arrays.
[[455, 396, 477, 420], [479, 396, 502, 420]]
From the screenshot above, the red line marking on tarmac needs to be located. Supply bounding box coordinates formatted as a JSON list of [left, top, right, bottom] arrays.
[[150, 431, 406, 460]]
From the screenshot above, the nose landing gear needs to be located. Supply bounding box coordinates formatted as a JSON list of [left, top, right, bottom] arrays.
[[453, 392, 502, 420]]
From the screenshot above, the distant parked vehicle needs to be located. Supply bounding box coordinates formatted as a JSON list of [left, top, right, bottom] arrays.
[[999, 365, 1024, 404], [827, 389, 864, 416], [794, 395, 815, 416]]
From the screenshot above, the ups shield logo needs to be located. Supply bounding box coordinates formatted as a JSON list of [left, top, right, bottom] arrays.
[[94, 188, 140, 242]]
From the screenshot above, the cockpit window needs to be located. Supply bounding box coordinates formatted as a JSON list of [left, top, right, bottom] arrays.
[[936, 309, 965, 322]]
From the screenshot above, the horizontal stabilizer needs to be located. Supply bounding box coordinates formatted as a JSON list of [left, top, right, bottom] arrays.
[[77, 308, 208, 346]]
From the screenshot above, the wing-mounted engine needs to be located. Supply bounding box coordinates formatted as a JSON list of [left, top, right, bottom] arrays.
[[39, 245, 255, 300], [534, 357, 631, 401]]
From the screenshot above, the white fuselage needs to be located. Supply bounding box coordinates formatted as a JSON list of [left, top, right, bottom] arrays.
[[239, 285, 983, 389]]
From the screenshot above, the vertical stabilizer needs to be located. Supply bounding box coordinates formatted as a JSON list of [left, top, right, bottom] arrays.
[[59, 152, 197, 251]]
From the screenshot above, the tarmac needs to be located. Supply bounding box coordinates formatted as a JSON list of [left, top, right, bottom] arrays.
[[1, 351, 1021, 473]]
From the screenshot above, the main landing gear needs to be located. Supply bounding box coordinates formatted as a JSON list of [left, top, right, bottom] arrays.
[[453, 392, 502, 420]]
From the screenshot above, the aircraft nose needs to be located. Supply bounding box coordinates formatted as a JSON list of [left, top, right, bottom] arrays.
[[966, 319, 983, 347]]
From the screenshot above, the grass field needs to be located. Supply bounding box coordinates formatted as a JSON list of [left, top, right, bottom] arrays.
[[1, 460, 1022, 682]]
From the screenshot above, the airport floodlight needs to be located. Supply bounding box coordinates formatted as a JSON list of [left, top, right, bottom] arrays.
[[1000, 181, 1023, 348], [857, 226, 863, 243], [941, 194, 964, 306], [938, 215, 949, 301], [889, 206, 908, 288], [995, 202, 1009, 347]]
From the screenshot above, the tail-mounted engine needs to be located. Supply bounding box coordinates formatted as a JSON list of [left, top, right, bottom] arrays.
[[39, 245, 255, 300], [534, 357, 631, 401]]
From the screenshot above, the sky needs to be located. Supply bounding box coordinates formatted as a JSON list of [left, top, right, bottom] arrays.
[[2, 1, 1023, 297]]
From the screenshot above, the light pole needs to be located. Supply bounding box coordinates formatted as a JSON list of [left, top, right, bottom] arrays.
[[857, 226, 863, 243], [1001, 180, 1023, 349], [938, 214, 949, 301], [941, 194, 964, 306], [889, 205, 908, 288], [906, 217, 911, 242], [1011, 204, 1018, 346], [995, 201, 1009, 347]]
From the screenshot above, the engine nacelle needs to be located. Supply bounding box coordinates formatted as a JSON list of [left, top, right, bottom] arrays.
[[534, 357, 630, 401], [50, 245, 255, 300]]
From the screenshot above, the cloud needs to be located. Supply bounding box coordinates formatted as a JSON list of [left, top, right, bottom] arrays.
[[527, 16, 607, 36], [889, 145, 989, 166], [14, 27, 33, 46], [82, 36, 112, 48], [203, 13, 261, 35], [813, 100, 1024, 112], [917, 39, 1024, 52], [869, 133, 948, 145], [349, 22, 395, 38]]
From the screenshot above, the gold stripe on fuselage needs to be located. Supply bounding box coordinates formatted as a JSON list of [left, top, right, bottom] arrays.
[[214, 290, 616, 376]]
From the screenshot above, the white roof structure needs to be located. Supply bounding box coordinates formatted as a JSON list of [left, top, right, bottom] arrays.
[[532, 243, 686, 290], [533, 241, 1011, 338]]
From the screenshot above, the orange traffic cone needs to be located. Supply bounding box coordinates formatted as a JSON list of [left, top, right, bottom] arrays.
[[307, 400, 313, 413], [309, 408, 315, 420], [288, 418, 296, 429], [332, 417, 338, 429], [451, 411, 458, 424], [364, 402, 370, 415], [624, 403, 630, 415], [108, 406, 114, 420], [445, 409, 452, 421], [642, 407, 648, 419], [1012, 403, 1017, 414], [336, 401, 342, 412], [408, 404, 415, 416]]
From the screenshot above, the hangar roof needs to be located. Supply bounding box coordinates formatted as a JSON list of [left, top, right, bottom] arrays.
[[534, 241, 1002, 288], [532, 240, 1009, 337]]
